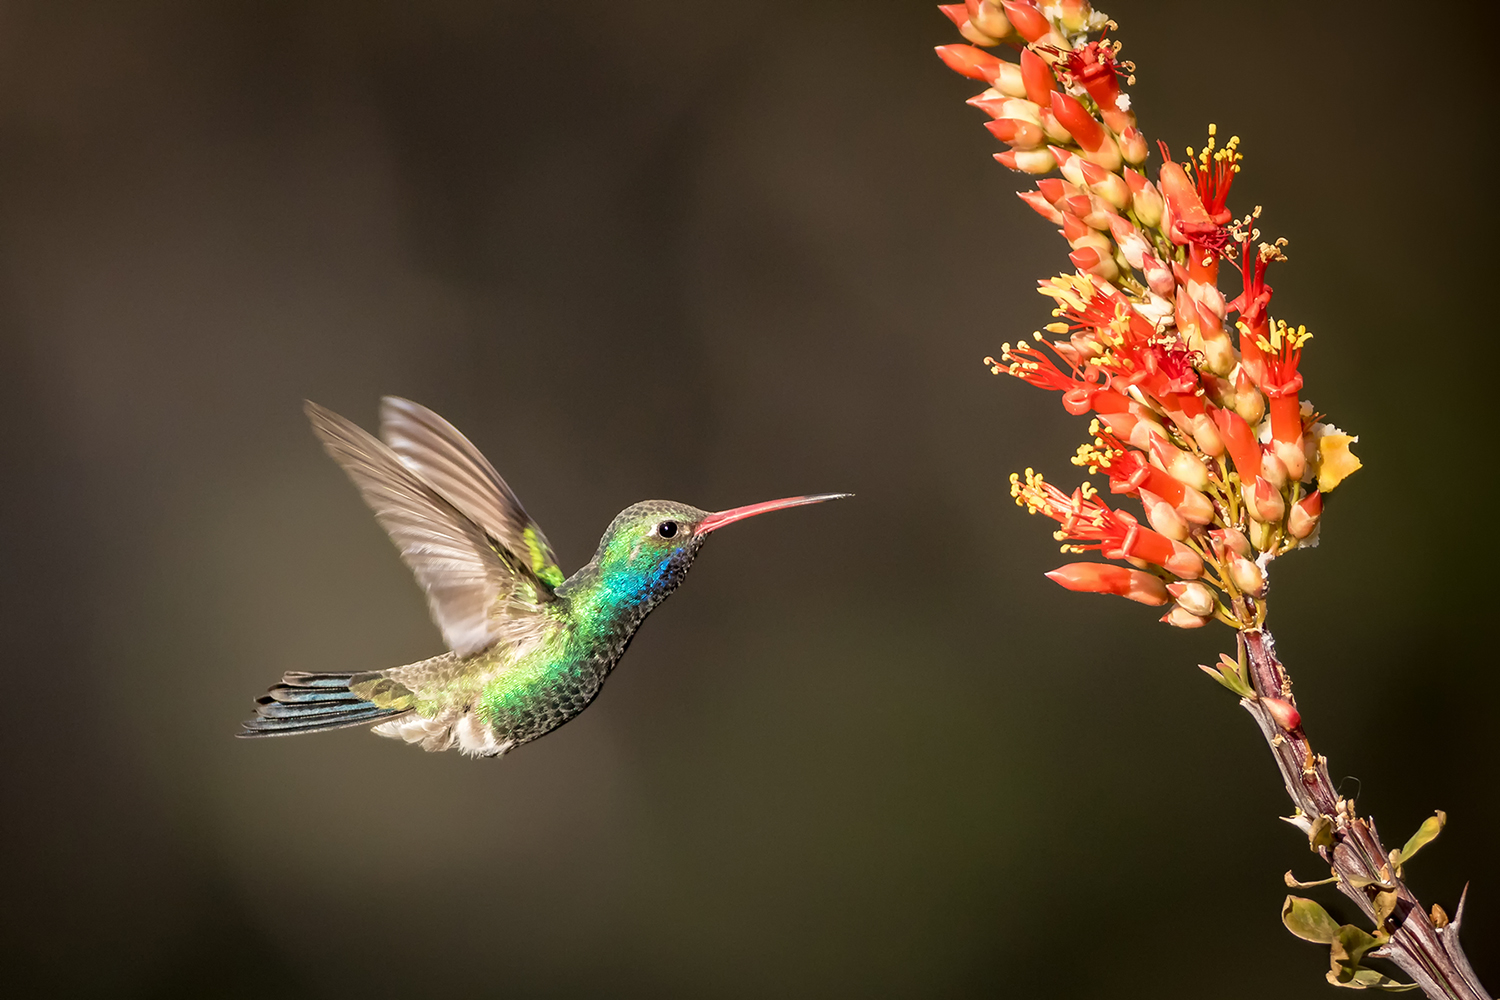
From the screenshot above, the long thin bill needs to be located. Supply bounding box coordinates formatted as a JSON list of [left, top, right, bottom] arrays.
[[695, 493, 852, 535]]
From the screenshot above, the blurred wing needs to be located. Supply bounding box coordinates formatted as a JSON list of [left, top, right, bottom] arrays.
[[379, 396, 565, 590], [306, 401, 550, 658]]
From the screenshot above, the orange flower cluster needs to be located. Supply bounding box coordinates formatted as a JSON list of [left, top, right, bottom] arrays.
[[939, 0, 1361, 629]]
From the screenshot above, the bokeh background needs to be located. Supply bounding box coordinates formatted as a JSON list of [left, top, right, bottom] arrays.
[[2, 1, 1494, 996]]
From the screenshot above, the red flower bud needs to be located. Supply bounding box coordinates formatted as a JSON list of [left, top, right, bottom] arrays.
[[1069, 245, 1119, 281], [999, 0, 1051, 42], [935, 44, 1003, 83], [1019, 47, 1055, 107], [1262, 697, 1300, 731], [1288, 491, 1322, 539], [985, 116, 1046, 150], [1244, 475, 1285, 524], [1018, 190, 1064, 225], [1048, 91, 1104, 152], [1045, 562, 1169, 605]]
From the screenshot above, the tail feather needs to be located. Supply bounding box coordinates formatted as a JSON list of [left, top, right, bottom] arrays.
[[239, 671, 409, 739]]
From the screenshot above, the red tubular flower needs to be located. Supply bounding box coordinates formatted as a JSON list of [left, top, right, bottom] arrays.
[[1256, 321, 1311, 480], [1011, 471, 1204, 578], [1185, 126, 1240, 226], [1209, 406, 1261, 483], [1045, 562, 1169, 605], [1062, 40, 1123, 113], [1158, 157, 1218, 243], [989, 337, 1111, 407]]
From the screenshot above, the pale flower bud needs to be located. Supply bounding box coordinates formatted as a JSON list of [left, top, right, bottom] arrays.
[[1228, 551, 1266, 597], [1210, 527, 1251, 559], [1233, 368, 1265, 425], [1260, 449, 1288, 490], [1139, 487, 1188, 541], [1167, 580, 1215, 617], [1161, 606, 1209, 629], [1243, 476, 1285, 524]]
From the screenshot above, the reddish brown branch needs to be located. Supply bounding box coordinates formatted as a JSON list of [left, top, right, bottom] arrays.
[[1240, 629, 1490, 998]]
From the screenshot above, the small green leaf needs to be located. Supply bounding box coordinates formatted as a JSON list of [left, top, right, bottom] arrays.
[[1282, 895, 1340, 944], [1199, 661, 1253, 697], [1395, 811, 1445, 870], [1331, 924, 1383, 968], [1327, 966, 1419, 991]]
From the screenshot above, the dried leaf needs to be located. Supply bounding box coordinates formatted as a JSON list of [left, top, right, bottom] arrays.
[[1394, 811, 1445, 870], [1282, 895, 1340, 944], [1345, 874, 1391, 890], [1317, 433, 1362, 492], [1307, 815, 1335, 852], [1285, 870, 1339, 889], [1372, 888, 1399, 927]]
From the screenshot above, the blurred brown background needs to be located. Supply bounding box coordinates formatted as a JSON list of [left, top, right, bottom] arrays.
[[2, 1, 1494, 996]]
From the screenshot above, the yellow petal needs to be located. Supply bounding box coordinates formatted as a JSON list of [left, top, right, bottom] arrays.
[[1317, 434, 1362, 492]]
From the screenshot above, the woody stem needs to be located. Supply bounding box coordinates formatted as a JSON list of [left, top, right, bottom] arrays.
[[1239, 628, 1490, 999]]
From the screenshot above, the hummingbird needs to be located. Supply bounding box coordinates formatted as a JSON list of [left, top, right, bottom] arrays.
[[239, 397, 847, 757]]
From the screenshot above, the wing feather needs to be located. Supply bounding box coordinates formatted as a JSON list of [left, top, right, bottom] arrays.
[[305, 401, 549, 657], [380, 397, 565, 589]]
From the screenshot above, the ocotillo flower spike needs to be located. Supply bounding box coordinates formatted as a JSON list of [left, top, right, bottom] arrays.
[[939, 0, 1360, 633], [937, 9, 1491, 995]]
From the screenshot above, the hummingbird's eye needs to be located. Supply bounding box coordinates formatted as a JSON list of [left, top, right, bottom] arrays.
[[656, 520, 678, 539]]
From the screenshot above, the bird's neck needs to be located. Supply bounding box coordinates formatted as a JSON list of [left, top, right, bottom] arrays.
[[555, 559, 663, 650]]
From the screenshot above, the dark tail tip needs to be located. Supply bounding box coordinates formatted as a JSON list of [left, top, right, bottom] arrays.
[[238, 671, 406, 739]]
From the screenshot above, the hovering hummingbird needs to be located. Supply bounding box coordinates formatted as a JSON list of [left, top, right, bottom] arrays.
[[239, 397, 847, 757]]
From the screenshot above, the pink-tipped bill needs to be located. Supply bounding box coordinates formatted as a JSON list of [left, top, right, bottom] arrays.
[[695, 493, 852, 535]]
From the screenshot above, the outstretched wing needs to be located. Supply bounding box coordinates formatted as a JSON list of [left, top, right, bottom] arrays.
[[305, 401, 554, 658], [379, 396, 565, 590]]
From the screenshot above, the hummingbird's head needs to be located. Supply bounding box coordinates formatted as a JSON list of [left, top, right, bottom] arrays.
[[584, 494, 850, 615]]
